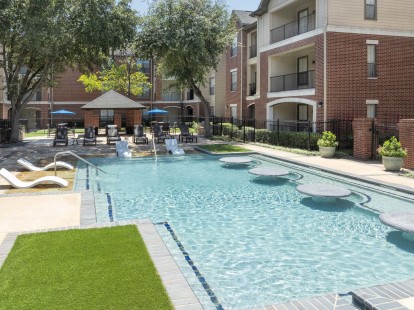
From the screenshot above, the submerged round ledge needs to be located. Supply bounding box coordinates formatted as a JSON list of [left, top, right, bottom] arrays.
[[219, 157, 252, 164], [248, 167, 289, 177], [379, 212, 414, 236], [296, 184, 352, 200]]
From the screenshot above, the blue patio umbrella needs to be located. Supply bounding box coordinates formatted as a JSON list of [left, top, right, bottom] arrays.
[[50, 109, 76, 115], [144, 108, 168, 115]]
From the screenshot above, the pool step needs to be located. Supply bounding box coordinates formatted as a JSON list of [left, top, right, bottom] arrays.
[[351, 279, 414, 310]]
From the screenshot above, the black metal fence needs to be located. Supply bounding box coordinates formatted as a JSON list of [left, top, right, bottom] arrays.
[[209, 117, 354, 155]]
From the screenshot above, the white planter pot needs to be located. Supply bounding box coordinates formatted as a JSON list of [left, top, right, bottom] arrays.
[[382, 156, 404, 171], [319, 146, 336, 158]]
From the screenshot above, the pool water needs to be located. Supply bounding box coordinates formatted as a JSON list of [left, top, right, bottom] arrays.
[[75, 155, 414, 309]]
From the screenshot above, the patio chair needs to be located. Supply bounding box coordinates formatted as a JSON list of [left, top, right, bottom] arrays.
[[17, 158, 74, 171], [153, 123, 169, 143], [0, 168, 68, 188], [179, 124, 197, 143], [133, 125, 148, 144], [83, 126, 97, 146], [106, 126, 121, 144], [53, 126, 68, 147]]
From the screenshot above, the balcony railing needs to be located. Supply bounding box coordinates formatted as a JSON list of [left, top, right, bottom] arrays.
[[161, 92, 181, 101], [249, 83, 256, 96], [270, 70, 315, 92], [270, 12, 316, 44], [249, 45, 257, 58]]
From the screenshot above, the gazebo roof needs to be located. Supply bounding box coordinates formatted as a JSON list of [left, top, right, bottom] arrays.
[[81, 90, 146, 110]]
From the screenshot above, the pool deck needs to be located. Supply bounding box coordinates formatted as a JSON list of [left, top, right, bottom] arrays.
[[1, 135, 414, 309]]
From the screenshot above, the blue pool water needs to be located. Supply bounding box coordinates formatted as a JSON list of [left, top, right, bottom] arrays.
[[75, 155, 414, 309]]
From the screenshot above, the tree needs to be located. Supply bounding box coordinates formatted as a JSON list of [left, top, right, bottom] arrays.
[[0, 0, 138, 142], [135, 0, 235, 137], [78, 56, 151, 98]]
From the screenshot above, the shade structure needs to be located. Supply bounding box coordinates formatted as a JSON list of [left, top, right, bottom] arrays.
[[50, 109, 76, 115], [145, 109, 168, 115]]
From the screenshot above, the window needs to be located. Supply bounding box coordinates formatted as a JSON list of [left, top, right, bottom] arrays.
[[297, 56, 309, 86], [366, 100, 378, 118], [230, 105, 237, 118], [230, 70, 237, 91], [365, 0, 376, 20], [209, 77, 215, 95], [367, 45, 377, 77], [231, 36, 238, 57], [298, 9, 309, 34], [137, 60, 150, 74]]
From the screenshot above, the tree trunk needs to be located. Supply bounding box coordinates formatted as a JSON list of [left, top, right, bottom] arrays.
[[9, 102, 22, 143], [191, 82, 212, 137]]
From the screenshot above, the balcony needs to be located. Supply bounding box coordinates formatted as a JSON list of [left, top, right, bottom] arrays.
[[249, 45, 257, 58], [161, 92, 181, 101], [270, 12, 315, 44], [249, 83, 256, 96], [270, 70, 314, 92]]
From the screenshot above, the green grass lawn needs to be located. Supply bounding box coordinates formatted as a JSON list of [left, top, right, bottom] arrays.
[[197, 144, 250, 153], [0, 225, 173, 310], [25, 128, 85, 138]]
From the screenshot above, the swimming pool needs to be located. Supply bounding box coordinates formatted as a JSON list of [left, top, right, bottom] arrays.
[[75, 154, 414, 309]]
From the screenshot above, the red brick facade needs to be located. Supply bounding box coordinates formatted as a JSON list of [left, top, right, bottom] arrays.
[[398, 119, 414, 169], [326, 32, 414, 124]]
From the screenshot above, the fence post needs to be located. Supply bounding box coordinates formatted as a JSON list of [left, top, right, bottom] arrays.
[[277, 119, 280, 145], [243, 119, 246, 143], [307, 121, 311, 150], [253, 119, 256, 142]]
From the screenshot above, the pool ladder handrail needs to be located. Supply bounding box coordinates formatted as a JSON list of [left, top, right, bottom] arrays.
[[151, 132, 158, 161], [53, 151, 108, 176]]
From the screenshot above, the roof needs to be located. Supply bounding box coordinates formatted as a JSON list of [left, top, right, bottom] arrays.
[[233, 10, 256, 26], [81, 90, 146, 110], [250, 0, 270, 17]]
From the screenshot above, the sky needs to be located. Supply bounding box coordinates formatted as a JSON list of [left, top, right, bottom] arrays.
[[130, 0, 261, 14]]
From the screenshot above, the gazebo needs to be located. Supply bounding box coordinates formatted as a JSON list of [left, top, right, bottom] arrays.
[[82, 90, 146, 132]]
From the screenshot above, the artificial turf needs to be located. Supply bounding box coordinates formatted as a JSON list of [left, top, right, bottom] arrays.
[[197, 144, 250, 153], [0, 225, 173, 310]]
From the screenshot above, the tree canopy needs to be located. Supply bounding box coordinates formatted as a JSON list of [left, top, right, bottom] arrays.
[[136, 0, 235, 136], [78, 57, 151, 98], [0, 0, 138, 142]]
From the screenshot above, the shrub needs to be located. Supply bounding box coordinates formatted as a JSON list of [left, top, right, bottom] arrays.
[[377, 136, 407, 158], [317, 131, 339, 147]]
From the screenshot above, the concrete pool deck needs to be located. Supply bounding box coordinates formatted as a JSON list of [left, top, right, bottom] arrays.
[[1, 135, 414, 309]]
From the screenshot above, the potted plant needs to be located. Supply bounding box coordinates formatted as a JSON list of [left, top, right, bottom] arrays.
[[377, 136, 407, 171], [317, 131, 338, 158]]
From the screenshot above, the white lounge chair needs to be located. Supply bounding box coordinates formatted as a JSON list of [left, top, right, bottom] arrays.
[[165, 139, 185, 155], [17, 158, 74, 171], [0, 168, 69, 188], [115, 140, 132, 158]]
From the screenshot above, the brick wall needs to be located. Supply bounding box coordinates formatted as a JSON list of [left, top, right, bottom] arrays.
[[353, 118, 374, 160], [398, 119, 414, 169], [327, 32, 414, 124]]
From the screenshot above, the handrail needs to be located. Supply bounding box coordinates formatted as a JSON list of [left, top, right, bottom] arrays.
[[54, 151, 108, 176], [151, 132, 158, 161]]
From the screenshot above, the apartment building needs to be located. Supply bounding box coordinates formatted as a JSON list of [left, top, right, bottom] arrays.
[[228, 0, 414, 128], [0, 55, 227, 130]]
